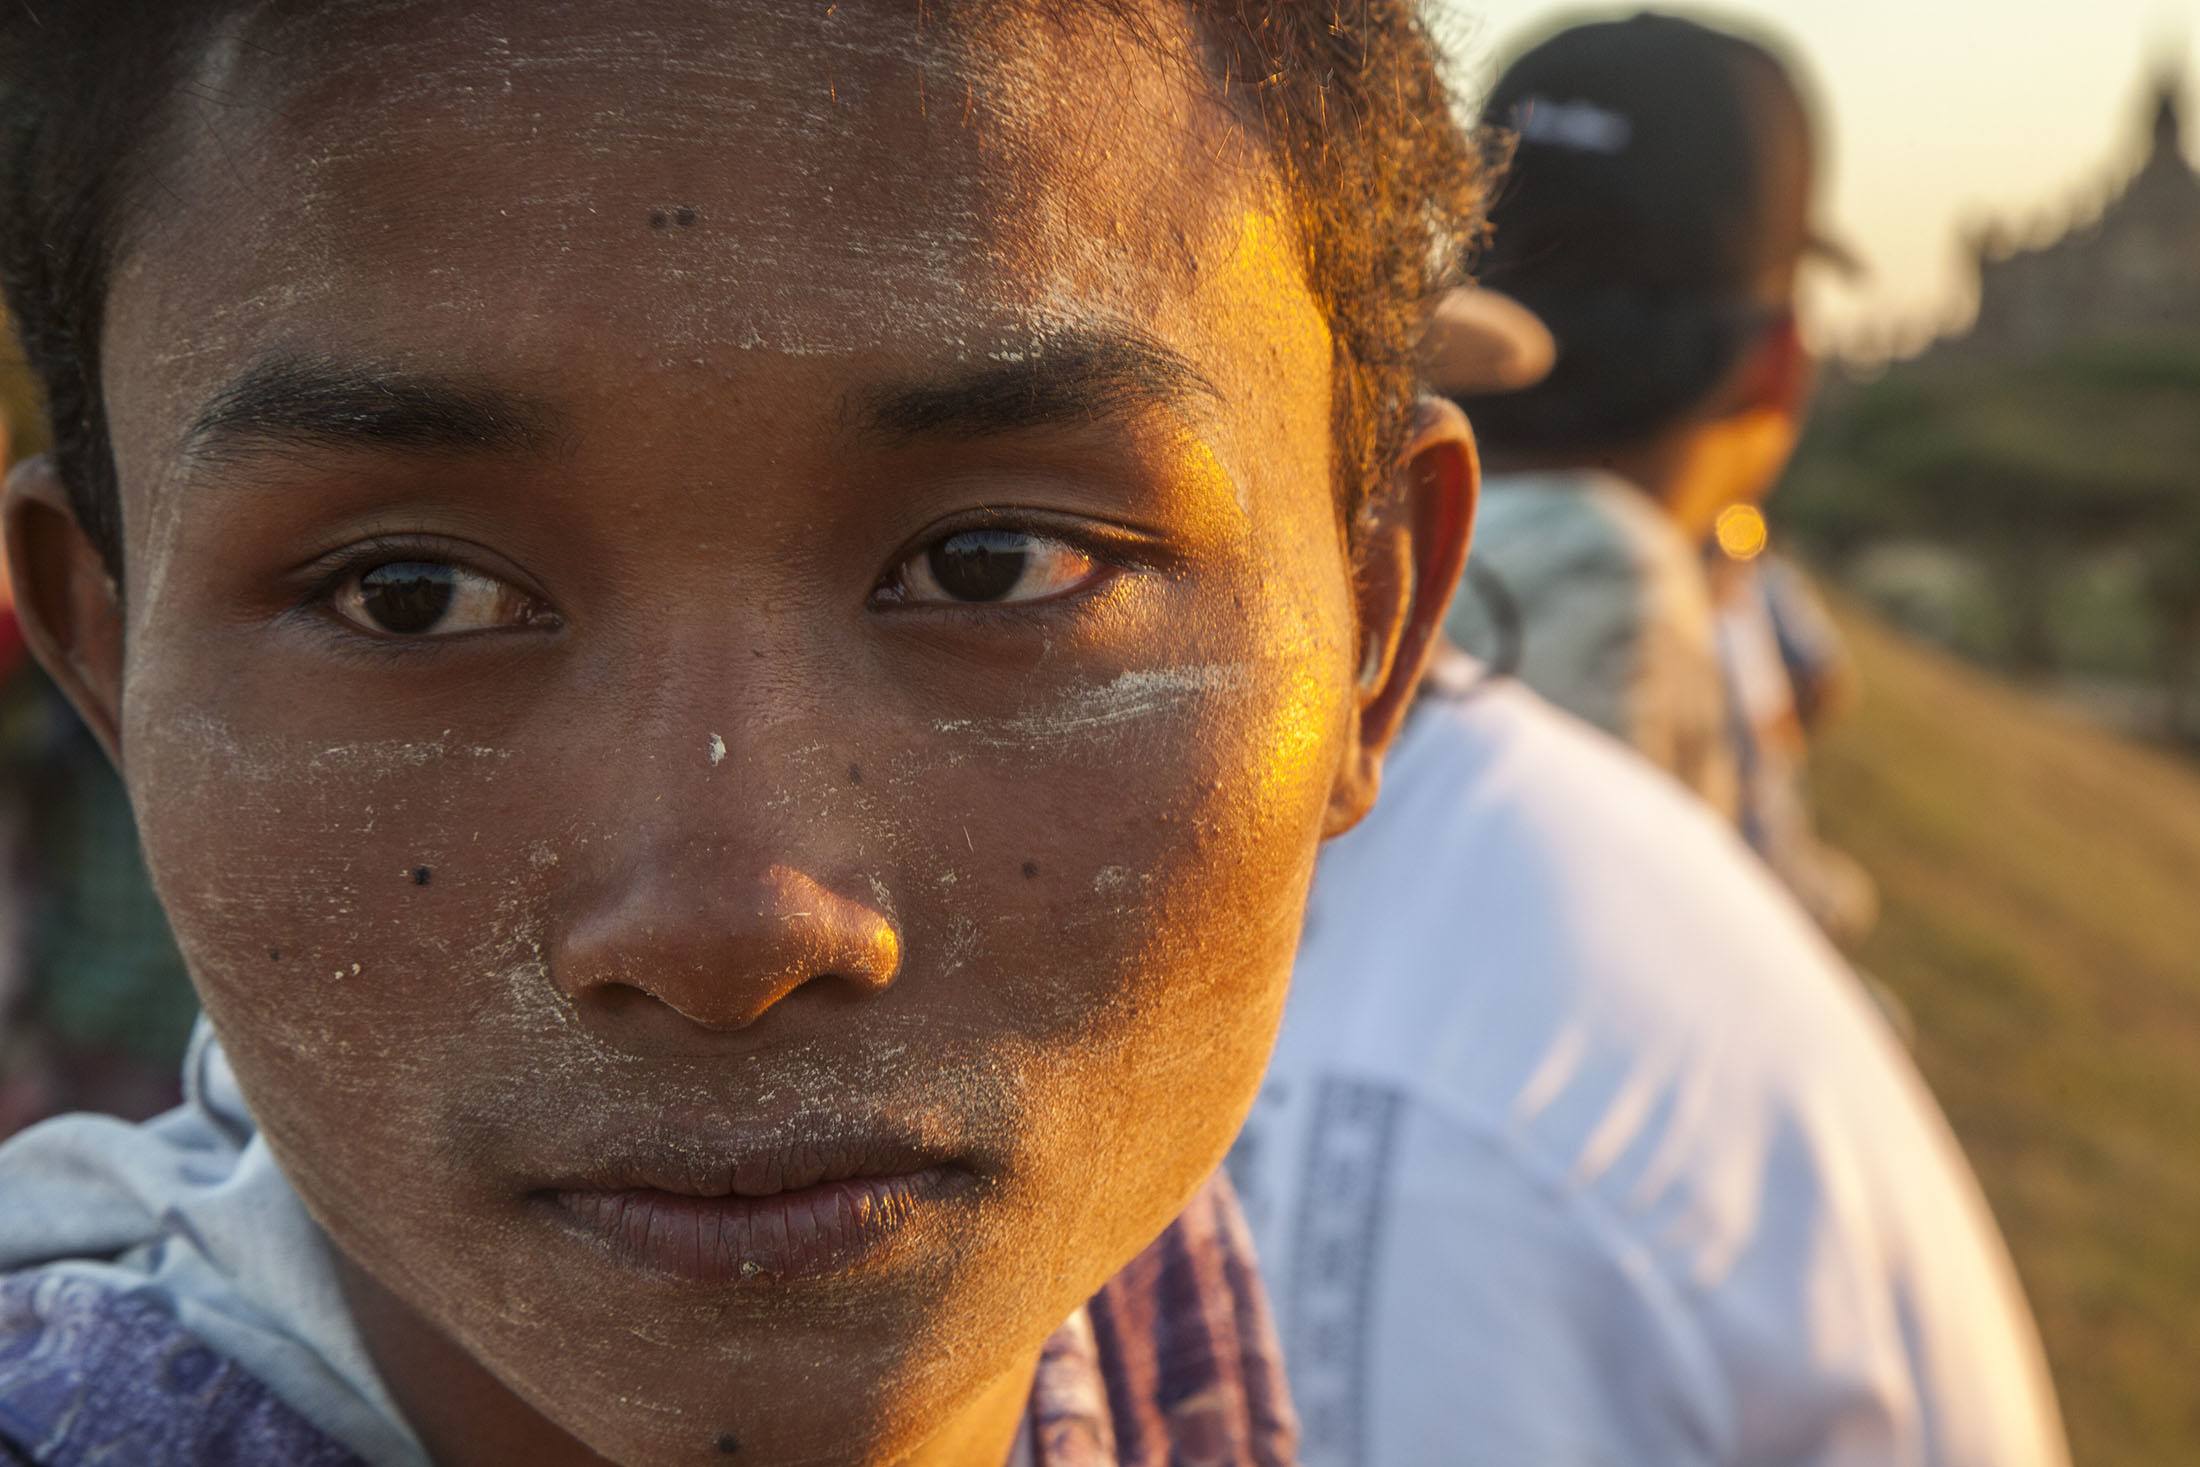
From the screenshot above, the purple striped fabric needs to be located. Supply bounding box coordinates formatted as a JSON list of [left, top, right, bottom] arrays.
[[0, 1171, 1295, 1466], [1036, 1172, 1297, 1467], [0, 1275, 361, 1467]]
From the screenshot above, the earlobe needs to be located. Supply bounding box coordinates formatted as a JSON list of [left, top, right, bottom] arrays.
[[1322, 398, 1478, 837], [4, 455, 128, 765], [1743, 309, 1811, 420]]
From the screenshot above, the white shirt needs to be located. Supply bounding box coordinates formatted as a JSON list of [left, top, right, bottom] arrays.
[[1228, 663, 2068, 1467]]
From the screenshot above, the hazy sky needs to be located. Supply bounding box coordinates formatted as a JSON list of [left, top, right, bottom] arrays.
[[1431, 0, 2200, 351]]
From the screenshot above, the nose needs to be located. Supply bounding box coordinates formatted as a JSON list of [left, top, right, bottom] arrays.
[[553, 860, 902, 1046]]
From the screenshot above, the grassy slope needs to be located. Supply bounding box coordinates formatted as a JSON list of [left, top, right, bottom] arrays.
[[1812, 608, 2200, 1466]]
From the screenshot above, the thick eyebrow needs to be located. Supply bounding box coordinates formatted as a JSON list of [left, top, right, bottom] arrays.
[[183, 355, 559, 463], [853, 330, 1225, 443]]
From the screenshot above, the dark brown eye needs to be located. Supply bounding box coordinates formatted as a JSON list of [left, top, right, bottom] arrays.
[[332, 560, 546, 637], [892, 530, 1100, 605]]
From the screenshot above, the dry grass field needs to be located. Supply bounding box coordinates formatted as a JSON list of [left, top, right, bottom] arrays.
[[1812, 609, 2200, 1466]]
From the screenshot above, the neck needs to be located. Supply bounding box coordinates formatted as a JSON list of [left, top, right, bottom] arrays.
[[1487, 434, 1694, 517], [1489, 410, 1793, 543]]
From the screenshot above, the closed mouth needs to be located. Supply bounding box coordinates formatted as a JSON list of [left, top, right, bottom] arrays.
[[527, 1122, 978, 1284], [542, 1169, 970, 1284]]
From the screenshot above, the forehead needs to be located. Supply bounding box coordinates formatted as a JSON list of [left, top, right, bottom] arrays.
[[103, 0, 1318, 466]]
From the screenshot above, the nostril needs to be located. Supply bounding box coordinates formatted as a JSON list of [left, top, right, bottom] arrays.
[[550, 864, 903, 1046]]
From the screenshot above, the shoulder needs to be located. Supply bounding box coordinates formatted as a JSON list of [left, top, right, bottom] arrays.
[[1293, 678, 1843, 1228], [1473, 472, 1705, 603], [1275, 681, 2066, 1462], [1297, 674, 1909, 1159], [0, 1271, 364, 1467], [1306, 671, 1778, 986]]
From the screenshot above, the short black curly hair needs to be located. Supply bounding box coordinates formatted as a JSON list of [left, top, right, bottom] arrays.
[[0, 0, 1486, 574]]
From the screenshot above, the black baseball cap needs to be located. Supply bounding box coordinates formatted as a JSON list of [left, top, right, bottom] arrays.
[[1477, 12, 1858, 304]]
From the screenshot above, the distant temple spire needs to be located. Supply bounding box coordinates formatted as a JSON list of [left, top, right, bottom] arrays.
[[2149, 61, 2186, 161], [1937, 54, 2200, 360]]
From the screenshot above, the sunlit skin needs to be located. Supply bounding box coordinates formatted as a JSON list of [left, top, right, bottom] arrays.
[[4, 3, 1473, 1464]]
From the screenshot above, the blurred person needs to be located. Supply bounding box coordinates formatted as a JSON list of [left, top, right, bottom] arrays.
[[1710, 545, 1880, 949], [1749, 552, 1857, 733], [1444, 10, 1886, 943], [1229, 17, 2070, 1465], [1235, 654, 2062, 1467], [0, 1, 1486, 1463], [1446, 11, 1852, 817]]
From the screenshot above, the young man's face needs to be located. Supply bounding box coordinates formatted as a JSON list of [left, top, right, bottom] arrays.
[[14, 2, 1467, 1460]]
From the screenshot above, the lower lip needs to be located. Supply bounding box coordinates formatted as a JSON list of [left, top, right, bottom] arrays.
[[543, 1171, 961, 1284]]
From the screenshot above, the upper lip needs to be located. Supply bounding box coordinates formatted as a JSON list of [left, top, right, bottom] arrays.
[[527, 1115, 967, 1200]]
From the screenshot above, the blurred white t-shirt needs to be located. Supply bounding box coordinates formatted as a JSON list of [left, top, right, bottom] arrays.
[[1228, 659, 2067, 1467]]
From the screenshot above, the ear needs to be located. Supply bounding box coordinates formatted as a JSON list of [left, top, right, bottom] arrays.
[[1323, 397, 1478, 837], [4, 456, 127, 765], [1733, 309, 1813, 423]]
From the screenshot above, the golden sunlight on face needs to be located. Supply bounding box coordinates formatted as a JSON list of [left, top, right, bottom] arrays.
[[92, 3, 1363, 1463]]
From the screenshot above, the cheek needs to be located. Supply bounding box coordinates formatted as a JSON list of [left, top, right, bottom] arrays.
[[915, 561, 1360, 1190], [955, 656, 1343, 1007], [119, 666, 560, 1176]]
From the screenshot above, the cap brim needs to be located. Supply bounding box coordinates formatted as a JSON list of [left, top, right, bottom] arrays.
[[1421, 287, 1556, 395]]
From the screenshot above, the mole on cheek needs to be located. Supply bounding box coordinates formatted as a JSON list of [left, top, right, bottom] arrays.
[[411, 866, 433, 887], [714, 1433, 741, 1455], [268, 948, 281, 962], [1021, 861, 1040, 880]]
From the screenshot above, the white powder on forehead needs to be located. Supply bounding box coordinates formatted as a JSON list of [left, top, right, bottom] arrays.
[[105, 0, 1298, 652], [129, 0, 1267, 364]]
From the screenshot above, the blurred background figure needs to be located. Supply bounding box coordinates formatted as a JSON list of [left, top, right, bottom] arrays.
[[1445, 13, 1870, 932], [1434, 8, 2200, 1466], [1232, 247, 2068, 1467], [0, 336, 194, 1136], [1707, 541, 1880, 946]]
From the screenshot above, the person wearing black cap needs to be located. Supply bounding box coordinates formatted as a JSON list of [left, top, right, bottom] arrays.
[[1447, 10, 1855, 814], [1231, 15, 2070, 1467]]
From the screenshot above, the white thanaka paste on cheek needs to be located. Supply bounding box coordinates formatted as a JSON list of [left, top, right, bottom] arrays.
[[934, 663, 1252, 746]]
